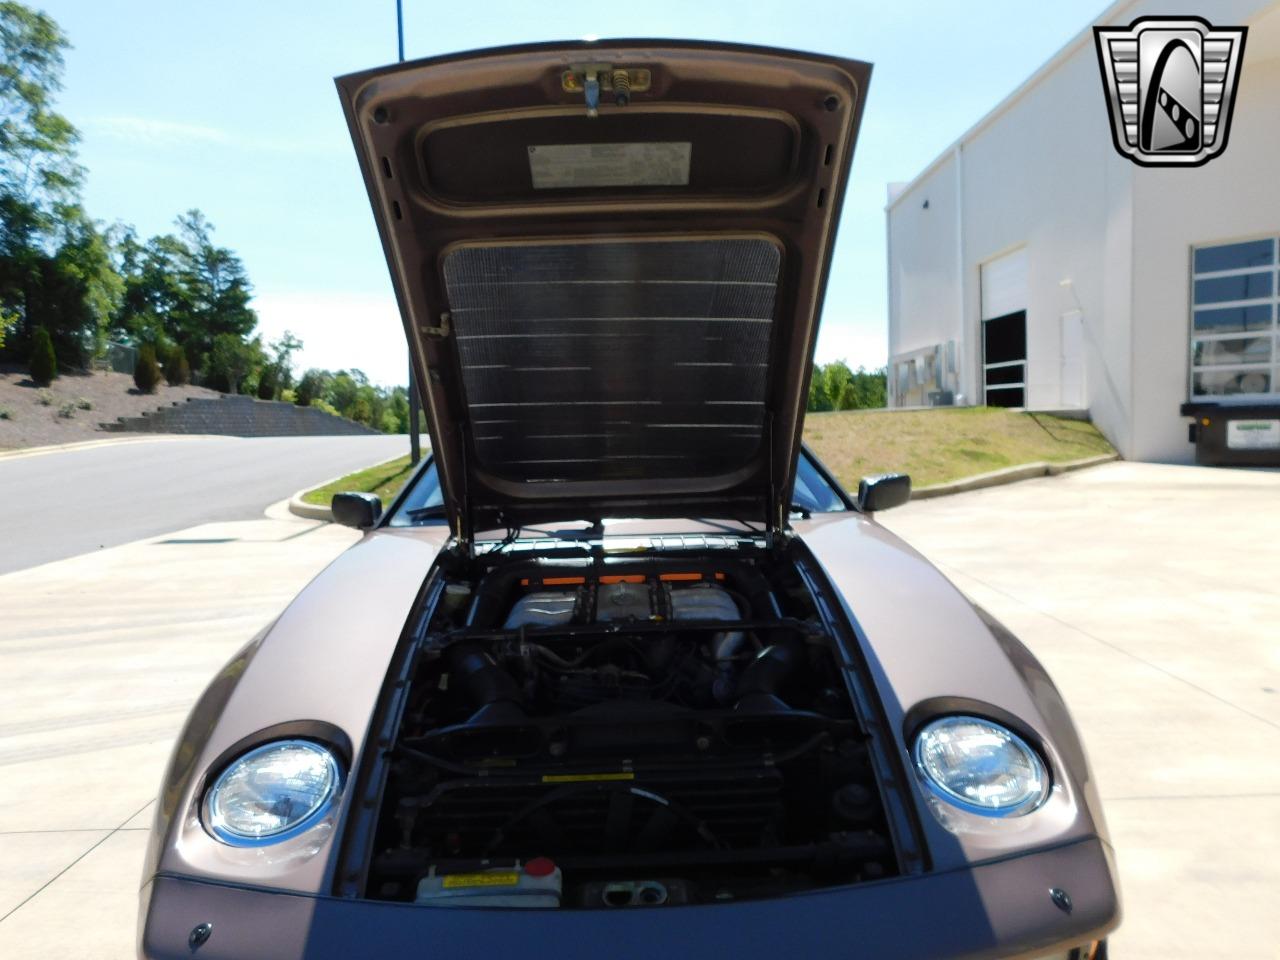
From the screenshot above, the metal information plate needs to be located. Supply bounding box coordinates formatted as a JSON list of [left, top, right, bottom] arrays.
[[529, 142, 692, 189], [1226, 419, 1280, 450]]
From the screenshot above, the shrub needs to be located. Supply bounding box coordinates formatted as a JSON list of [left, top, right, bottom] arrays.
[[57, 401, 76, 419], [36, 389, 54, 406], [256, 364, 279, 401], [28, 326, 57, 386], [76, 397, 92, 410], [162, 345, 190, 386], [133, 345, 162, 394], [0, 406, 12, 420]]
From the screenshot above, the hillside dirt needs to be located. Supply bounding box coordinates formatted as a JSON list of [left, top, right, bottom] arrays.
[[0, 364, 223, 451]]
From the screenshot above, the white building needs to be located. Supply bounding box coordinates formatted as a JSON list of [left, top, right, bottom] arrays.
[[885, 0, 1280, 461]]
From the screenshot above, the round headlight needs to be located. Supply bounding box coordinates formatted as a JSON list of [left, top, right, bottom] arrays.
[[204, 740, 341, 844], [913, 715, 1049, 817]]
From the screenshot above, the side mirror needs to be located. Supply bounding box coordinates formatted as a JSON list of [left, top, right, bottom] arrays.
[[856, 473, 911, 513], [331, 491, 383, 529]]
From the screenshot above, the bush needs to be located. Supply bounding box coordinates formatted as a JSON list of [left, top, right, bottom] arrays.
[[76, 397, 92, 410], [28, 326, 57, 386], [256, 364, 279, 400], [162, 345, 190, 386], [57, 401, 76, 419], [133, 344, 162, 394], [0, 406, 12, 420], [36, 389, 54, 406]]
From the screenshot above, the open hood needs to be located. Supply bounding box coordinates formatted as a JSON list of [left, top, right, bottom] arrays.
[[337, 41, 869, 541]]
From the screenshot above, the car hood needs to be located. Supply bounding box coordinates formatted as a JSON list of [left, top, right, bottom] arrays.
[[337, 41, 869, 540]]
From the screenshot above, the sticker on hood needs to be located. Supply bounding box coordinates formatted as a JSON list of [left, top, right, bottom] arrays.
[[528, 142, 691, 189]]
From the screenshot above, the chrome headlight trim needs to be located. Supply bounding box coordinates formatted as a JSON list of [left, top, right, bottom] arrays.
[[203, 739, 343, 846], [913, 714, 1050, 818]]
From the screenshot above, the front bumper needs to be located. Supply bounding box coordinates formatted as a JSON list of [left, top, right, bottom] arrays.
[[140, 837, 1118, 960]]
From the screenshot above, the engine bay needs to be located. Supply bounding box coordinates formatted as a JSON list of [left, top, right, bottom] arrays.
[[357, 545, 900, 908]]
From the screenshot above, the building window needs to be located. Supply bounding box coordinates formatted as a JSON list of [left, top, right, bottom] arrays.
[[1190, 237, 1278, 400]]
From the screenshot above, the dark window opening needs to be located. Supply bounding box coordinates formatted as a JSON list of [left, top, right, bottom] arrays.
[[983, 310, 1026, 408]]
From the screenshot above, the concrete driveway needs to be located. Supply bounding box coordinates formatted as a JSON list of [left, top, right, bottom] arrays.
[[0, 434, 408, 575], [879, 461, 1280, 959], [0, 460, 1275, 957]]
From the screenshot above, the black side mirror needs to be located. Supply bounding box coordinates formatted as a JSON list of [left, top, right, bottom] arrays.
[[331, 492, 383, 529], [856, 473, 911, 513]]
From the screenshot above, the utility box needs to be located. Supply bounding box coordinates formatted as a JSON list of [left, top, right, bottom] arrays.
[[1181, 402, 1280, 467]]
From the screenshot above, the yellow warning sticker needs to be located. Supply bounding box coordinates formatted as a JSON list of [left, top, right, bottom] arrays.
[[541, 771, 635, 784], [442, 872, 521, 889]]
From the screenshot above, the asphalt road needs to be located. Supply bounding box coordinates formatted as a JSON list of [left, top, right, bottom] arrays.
[[0, 434, 409, 575]]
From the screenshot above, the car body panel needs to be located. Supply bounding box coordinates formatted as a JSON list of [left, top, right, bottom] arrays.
[[793, 514, 1112, 870], [143, 528, 449, 893], [140, 837, 1117, 960], [336, 41, 871, 534]]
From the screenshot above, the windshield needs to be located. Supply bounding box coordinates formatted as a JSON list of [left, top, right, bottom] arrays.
[[389, 448, 847, 527]]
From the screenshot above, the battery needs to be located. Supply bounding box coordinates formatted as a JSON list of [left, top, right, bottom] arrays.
[[415, 859, 562, 908]]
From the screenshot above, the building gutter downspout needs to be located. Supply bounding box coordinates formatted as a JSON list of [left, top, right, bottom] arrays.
[[954, 143, 969, 403]]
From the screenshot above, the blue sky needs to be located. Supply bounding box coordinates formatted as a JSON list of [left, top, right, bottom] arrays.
[[41, 0, 1107, 386]]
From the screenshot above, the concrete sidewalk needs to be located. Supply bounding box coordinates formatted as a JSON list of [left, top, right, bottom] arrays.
[[879, 461, 1280, 959], [0, 506, 359, 958]]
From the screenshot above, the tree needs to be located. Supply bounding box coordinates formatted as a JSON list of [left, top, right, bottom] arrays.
[[161, 343, 189, 386], [171, 210, 256, 360], [207, 332, 256, 394], [294, 368, 329, 406], [0, 2, 83, 258], [0, 3, 93, 365], [0, 304, 15, 350], [268, 331, 301, 391], [133, 342, 161, 393], [110, 211, 257, 375], [27, 322, 53, 384], [806, 361, 888, 412], [806, 367, 833, 412]]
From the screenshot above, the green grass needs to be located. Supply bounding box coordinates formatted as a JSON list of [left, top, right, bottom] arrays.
[[307, 408, 1115, 509], [302, 454, 416, 506], [803, 407, 1115, 490]]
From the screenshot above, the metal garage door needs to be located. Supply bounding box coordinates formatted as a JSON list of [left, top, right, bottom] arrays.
[[981, 248, 1028, 407]]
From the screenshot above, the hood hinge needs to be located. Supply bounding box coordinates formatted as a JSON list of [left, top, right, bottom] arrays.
[[426, 311, 451, 339], [455, 421, 474, 556], [765, 412, 783, 549]]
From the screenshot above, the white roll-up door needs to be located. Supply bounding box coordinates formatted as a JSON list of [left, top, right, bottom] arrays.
[[980, 248, 1028, 407], [981, 248, 1028, 321]]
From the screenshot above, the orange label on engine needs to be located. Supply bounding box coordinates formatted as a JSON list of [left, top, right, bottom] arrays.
[[541, 772, 635, 784]]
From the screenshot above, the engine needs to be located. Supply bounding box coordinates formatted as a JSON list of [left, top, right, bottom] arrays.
[[361, 558, 899, 908]]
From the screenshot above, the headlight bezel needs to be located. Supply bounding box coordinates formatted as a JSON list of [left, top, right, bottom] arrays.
[[912, 714, 1051, 818], [202, 738, 343, 846]]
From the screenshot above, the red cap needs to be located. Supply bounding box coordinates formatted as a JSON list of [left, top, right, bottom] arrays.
[[524, 857, 556, 878]]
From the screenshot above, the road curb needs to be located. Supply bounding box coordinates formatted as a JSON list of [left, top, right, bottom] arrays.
[[286, 450, 420, 522], [910, 453, 1119, 500]]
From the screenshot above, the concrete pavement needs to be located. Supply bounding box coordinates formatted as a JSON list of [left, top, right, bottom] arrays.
[[0, 504, 361, 958], [879, 461, 1280, 959], [0, 461, 1276, 956], [0, 434, 406, 575]]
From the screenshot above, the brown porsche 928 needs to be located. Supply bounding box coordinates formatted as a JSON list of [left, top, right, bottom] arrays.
[[137, 40, 1120, 960]]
